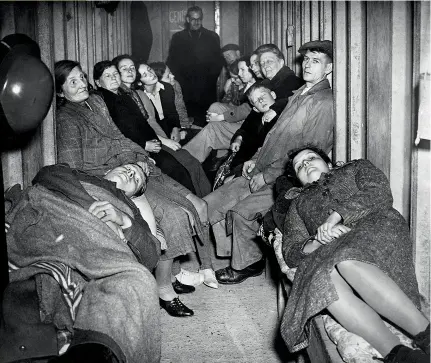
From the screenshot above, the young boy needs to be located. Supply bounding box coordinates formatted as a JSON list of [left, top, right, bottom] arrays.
[[214, 81, 288, 187]]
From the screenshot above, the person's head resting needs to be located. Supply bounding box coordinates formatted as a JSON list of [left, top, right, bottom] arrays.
[[237, 54, 256, 85], [186, 6, 203, 31], [55, 60, 89, 105], [112, 54, 136, 87], [221, 44, 241, 66], [247, 81, 276, 113], [286, 145, 332, 186], [93, 60, 121, 94], [227, 59, 241, 86], [150, 61, 175, 84], [298, 40, 333, 87], [255, 44, 285, 80], [137, 62, 158, 87], [250, 50, 263, 79], [104, 163, 147, 198]]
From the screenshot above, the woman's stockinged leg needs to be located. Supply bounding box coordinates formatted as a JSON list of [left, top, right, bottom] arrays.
[[195, 223, 213, 270], [327, 268, 400, 356], [336, 260, 429, 336], [155, 258, 177, 301]]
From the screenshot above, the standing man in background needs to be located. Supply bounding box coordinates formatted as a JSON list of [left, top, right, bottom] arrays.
[[167, 6, 224, 127]]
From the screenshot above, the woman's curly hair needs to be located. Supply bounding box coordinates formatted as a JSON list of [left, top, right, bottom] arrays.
[[285, 145, 332, 179]]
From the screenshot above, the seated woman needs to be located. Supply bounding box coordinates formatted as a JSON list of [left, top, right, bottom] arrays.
[[54, 60, 217, 315], [280, 146, 430, 362], [93, 60, 210, 198], [7, 162, 161, 363], [150, 61, 191, 128]]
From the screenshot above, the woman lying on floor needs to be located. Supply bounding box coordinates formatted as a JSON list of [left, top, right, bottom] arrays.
[[280, 145, 429, 363]]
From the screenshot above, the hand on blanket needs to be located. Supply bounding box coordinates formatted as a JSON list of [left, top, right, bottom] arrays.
[[249, 172, 266, 193], [88, 201, 132, 231]]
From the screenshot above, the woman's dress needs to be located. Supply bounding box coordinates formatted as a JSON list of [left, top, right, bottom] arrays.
[[280, 159, 421, 352]]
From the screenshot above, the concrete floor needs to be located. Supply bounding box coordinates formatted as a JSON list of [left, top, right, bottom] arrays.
[[160, 252, 296, 363]]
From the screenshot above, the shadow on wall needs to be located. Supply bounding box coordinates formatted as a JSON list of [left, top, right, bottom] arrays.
[[131, 1, 153, 62]]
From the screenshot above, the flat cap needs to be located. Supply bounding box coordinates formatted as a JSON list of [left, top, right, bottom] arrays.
[[298, 40, 333, 60], [221, 43, 240, 53]]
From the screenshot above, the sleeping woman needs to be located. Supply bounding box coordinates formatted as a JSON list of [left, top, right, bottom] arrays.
[[280, 146, 429, 363]]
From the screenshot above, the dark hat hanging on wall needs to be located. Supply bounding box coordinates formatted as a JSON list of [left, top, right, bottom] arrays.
[[0, 33, 53, 150], [95, 1, 120, 15]]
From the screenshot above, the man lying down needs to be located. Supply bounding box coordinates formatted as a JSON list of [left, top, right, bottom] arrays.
[[3, 163, 162, 363]]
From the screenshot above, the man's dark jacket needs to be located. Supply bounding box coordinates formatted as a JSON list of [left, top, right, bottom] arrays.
[[167, 27, 223, 114]]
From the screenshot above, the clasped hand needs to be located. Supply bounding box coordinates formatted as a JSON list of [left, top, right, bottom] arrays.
[[316, 222, 351, 244]]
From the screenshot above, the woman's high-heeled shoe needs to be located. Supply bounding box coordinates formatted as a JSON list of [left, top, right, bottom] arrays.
[[199, 268, 219, 289]]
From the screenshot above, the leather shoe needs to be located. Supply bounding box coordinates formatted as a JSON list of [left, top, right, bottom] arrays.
[[159, 297, 194, 317], [172, 279, 195, 294], [215, 259, 265, 284]]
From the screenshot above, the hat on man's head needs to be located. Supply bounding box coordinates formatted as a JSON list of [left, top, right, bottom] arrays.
[[221, 44, 240, 53], [298, 40, 333, 61]]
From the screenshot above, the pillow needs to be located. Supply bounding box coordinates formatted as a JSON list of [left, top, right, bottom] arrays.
[[323, 314, 412, 363]]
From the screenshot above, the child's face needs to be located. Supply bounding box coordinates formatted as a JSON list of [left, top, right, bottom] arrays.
[[249, 87, 276, 113]]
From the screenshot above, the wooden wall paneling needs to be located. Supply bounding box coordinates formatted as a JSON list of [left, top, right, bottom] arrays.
[[261, 1, 265, 44], [13, 2, 36, 39], [348, 1, 366, 161], [118, 4, 124, 56], [333, 1, 348, 162], [390, 1, 413, 217], [100, 10, 109, 61], [0, 2, 16, 38], [366, 1, 392, 175], [411, 1, 430, 313], [77, 2, 89, 77], [117, 8, 123, 55], [321, 1, 332, 40], [160, 1, 170, 62], [86, 3, 95, 83], [145, 2, 162, 63], [65, 2, 78, 61], [310, 1, 320, 40], [294, 2, 302, 75], [254, 2, 259, 49], [36, 2, 56, 168], [107, 10, 115, 60], [113, 11, 119, 58], [255, 1, 260, 45], [268, 1, 275, 44], [302, 1, 311, 44], [282, 2, 291, 66], [275, 1, 283, 53], [93, 7, 103, 63], [52, 2, 66, 62]]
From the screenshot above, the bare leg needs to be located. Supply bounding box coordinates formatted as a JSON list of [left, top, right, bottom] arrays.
[[337, 260, 429, 336], [327, 268, 399, 356]]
